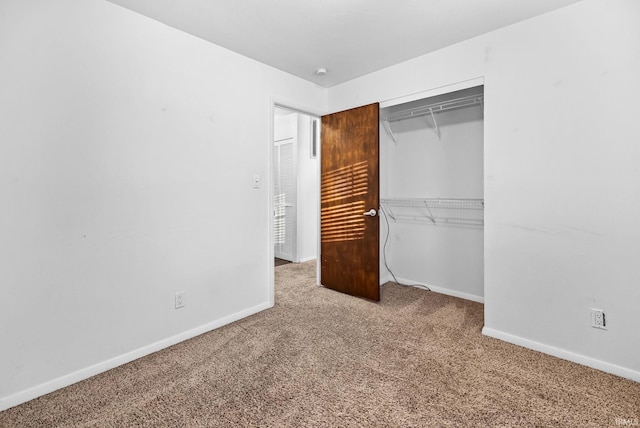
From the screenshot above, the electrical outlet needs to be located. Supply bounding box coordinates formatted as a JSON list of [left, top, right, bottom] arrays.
[[591, 308, 606, 330], [175, 291, 185, 309]]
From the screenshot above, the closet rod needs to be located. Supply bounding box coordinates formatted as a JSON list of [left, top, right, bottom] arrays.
[[383, 94, 484, 123]]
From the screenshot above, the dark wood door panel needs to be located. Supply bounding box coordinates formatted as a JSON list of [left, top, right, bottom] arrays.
[[321, 103, 379, 301]]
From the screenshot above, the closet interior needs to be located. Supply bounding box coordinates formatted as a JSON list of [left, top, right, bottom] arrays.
[[379, 86, 484, 301]]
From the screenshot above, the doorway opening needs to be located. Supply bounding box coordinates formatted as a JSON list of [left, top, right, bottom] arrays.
[[273, 106, 320, 268]]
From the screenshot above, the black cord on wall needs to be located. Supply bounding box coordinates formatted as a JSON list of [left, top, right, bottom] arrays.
[[380, 204, 431, 292]]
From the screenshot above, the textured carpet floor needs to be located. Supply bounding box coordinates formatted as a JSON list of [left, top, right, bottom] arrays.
[[1, 261, 639, 427]]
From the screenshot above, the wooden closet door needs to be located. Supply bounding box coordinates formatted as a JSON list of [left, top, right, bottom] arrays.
[[320, 103, 380, 301]]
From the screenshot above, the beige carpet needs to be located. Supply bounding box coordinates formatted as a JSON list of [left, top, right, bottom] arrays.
[[1, 261, 639, 427]]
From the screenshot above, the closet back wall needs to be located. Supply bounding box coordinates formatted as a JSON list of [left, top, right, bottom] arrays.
[[381, 102, 484, 301]]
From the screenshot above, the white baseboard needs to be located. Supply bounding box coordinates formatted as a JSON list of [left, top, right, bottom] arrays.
[[381, 274, 484, 304], [380, 274, 392, 285], [0, 301, 273, 412], [482, 327, 640, 383]]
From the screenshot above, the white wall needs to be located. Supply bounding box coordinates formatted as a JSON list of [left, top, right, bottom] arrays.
[[330, 0, 640, 381], [295, 115, 319, 263], [381, 101, 484, 302], [0, 0, 325, 410]]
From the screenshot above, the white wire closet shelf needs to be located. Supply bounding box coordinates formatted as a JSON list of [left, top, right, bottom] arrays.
[[380, 198, 484, 227], [381, 93, 484, 142]]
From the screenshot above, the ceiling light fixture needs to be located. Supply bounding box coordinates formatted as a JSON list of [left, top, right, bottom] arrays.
[[315, 68, 328, 76]]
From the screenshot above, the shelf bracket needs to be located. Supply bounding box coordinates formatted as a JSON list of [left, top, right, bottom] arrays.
[[428, 108, 441, 139], [422, 200, 436, 224], [380, 201, 397, 221], [382, 119, 398, 144]]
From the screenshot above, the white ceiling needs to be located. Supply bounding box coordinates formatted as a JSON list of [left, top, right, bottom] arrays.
[[106, 0, 583, 87]]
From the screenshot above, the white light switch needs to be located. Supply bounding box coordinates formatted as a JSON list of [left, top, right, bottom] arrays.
[[252, 175, 261, 188]]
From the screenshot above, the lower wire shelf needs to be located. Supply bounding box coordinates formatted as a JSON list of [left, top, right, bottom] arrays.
[[380, 198, 484, 226]]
